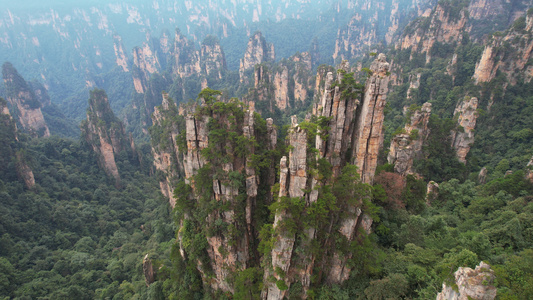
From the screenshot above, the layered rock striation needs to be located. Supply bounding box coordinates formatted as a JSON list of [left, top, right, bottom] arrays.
[[388, 102, 432, 175]]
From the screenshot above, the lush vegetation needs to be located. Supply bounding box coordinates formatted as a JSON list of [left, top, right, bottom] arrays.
[[0, 113, 175, 299]]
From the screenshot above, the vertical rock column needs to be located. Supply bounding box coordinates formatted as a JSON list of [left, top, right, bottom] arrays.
[[150, 93, 185, 207], [451, 97, 478, 164], [328, 54, 390, 283], [353, 53, 390, 184], [265, 116, 308, 300], [387, 102, 432, 175]]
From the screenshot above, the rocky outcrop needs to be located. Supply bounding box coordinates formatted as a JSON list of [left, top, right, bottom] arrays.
[[143, 254, 156, 286], [171, 29, 202, 79], [526, 157, 533, 183], [436, 261, 497, 300], [399, 2, 468, 64], [426, 181, 438, 205], [150, 93, 185, 207], [113, 34, 129, 72], [200, 36, 226, 80], [388, 102, 432, 175], [0, 98, 35, 189], [239, 32, 275, 82], [478, 167, 488, 184], [81, 89, 135, 187], [473, 12, 533, 85], [333, 0, 435, 62], [132, 38, 162, 94], [2, 62, 50, 137], [451, 97, 478, 164]]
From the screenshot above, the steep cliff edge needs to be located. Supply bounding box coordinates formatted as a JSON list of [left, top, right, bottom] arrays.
[[388, 103, 432, 175], [81, 89, 135, 187], [436, 261, 497, 300], [150, 92, 185, 208], [473, 11, 533, 85], [451, 97, 478, 163], [173, 89, 277, 293], [240, 32, 275, 82], [245, 52, 313, 114], [263, 55, 390, 298], [2, 62, 50, 138], [0, 97, 35, 189]]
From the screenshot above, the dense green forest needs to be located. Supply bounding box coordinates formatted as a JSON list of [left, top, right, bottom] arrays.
[[0, 111, 176, 299]]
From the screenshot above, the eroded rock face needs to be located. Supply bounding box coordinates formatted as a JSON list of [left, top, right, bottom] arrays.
[[473, 13, 533, 84], [143, 254, 156, 287], [239, 32, 275, 82], [200, 38, 227, 80], [81, 89, 135, 187], [451, 97, 478, 164], [399, 2, 467, 64], [245, 52, 313, 114], [526, 157, 533, 183], [177, 97, 277, 294], [150, 93, 185, 207], [2, 62, 50, 138], [0, 99, 35, 189], [426, 181, 439, 205], [436, 262, 497, 300], [264, 55, 390, 298], [353, 53, 390, 183], [113, 34, 129, 72], [478, 167, 488, 184], [388, 102, 432, 175]]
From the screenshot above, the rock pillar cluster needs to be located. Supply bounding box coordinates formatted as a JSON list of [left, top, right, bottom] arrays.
[[264, 55, 390, 298]]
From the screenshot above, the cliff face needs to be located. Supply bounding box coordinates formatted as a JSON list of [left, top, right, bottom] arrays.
[[245, 52, 313, 114], [200, 37, 227, 80], [473, 12, 533, 85], [451, 97, 478, 164], [174, 90, 277, 293], [399, 2, 468, 64], [436, 262, 497, 300], [264, 55, 390, 298], [150, 93, 185, 208], [333, 0, 435, 62], [2, 62, 50, 138], [0, 98, 35, 189], [353, 54, 391, 183], [388, 102, 432, 175], [239, 32, 275, 82], [81, 89, 135, 187], [113, 34, 130, 73]]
